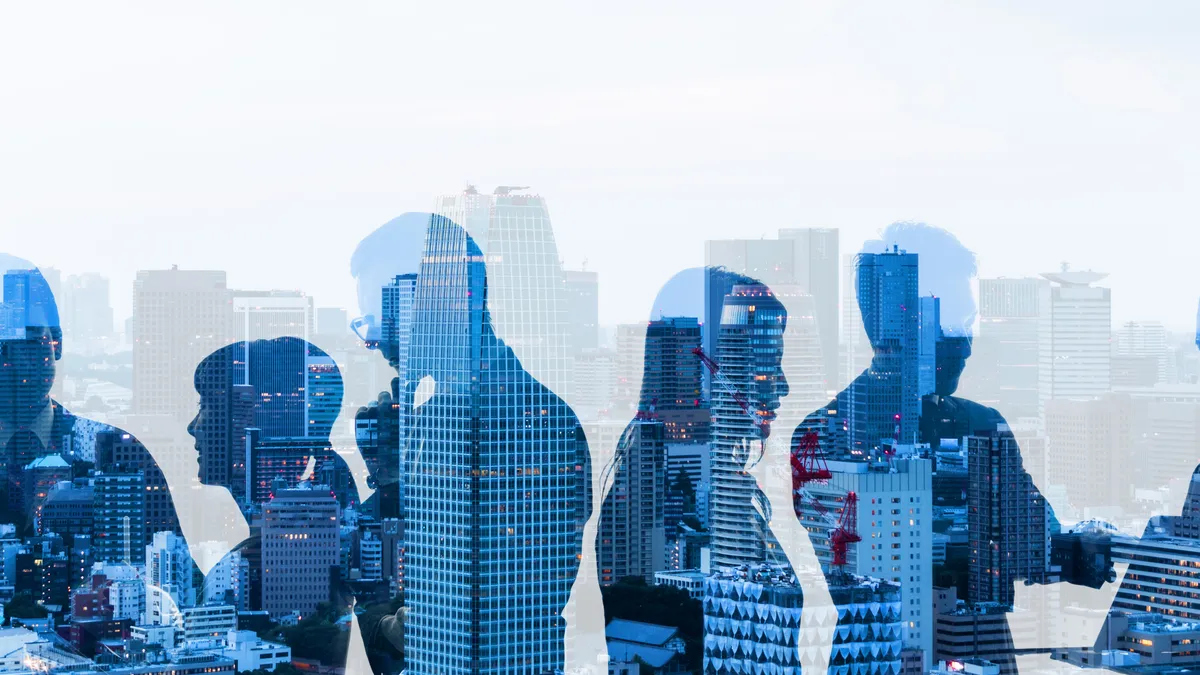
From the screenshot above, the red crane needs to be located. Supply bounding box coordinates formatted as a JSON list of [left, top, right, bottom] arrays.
[[693, 347, 860, 570]]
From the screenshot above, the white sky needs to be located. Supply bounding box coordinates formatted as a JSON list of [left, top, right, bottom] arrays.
[[2, 2, 1198, 331]]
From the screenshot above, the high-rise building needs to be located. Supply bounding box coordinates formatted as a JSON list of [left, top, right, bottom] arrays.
[[834, 247, 921, 456], [972, 278, 1050, 422], [261, 487, 340, 618], [92, 473, 147, 564], [62, 273, 114, 342], [1116, 321, 1169, 385], [1038, 268, 1111, 409], [918, 296, 940, 398], [966, 429, 1049, 606], [145, 531, 197, 626], [797, 457, 934, 657], [709, 283, 790, 570], [377, 273, 416, 521], [563, 269, 599, 356], [315, 307, 349, 339], [95, 429, 180, 544], [1044, 395, 1134, 523], [596, 420, 666, 586], [132, 268, 231, 421], [573, 348, 616, 421], [404, 195, 581, 673], [637, 317, 708, 443], [705, 228, 839, 394]]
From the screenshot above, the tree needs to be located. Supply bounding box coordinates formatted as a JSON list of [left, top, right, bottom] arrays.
[[601, 577, 702, 671], [5, 592, 49, 620]]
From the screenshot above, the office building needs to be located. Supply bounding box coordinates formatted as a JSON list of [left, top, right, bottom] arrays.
[[22, 455, 70, 529], [972, 278, 1049, 422], [1117, 321, 1169, 386], [62, 273, 115, 342], [92, 473, 147, 564], [261, 487, 340, 618], [596, 420, 666, 586], [404, 190, 581, 673], [1111, 536, 1200, 620], [248, 435, 336, 506], [966, 430, 1049, 606], [564, 269, 599, 356], [132, 268, 231, 422], [1044, 395, 1134, 523], [573, 348, 616, 421], [95, 429, 180, 544], [1038, 268, 1111, 410], [703, 565, 902, 675], [934, 586, 1037, 675], [797, 457, 934, 657], [636, 317, 709, 443], [834, 248, 921, 456], [315, 307, 349, 339]]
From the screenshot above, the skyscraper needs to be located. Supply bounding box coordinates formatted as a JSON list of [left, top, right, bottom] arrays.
[[835, 247, 921, 456], [972, 277, 1049, 422], [563, 269, 599, 356], [404, 203, 581, 673], [709, 283, 790, 569], [261, 487, 340, 618], [1116, 320, 1169, 385], [637, 317, 708, 443], [797, 457, 934, 658], [596, 420, 666, 586], [132, 268, 231, 421], [62, 273, 115, 342], [966, 428, 1049, 606], [1038, 268, 1111, 410]]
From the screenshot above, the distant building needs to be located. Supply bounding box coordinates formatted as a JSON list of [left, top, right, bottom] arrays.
[[146, 531, 197, 626], [605, 618, 686, 674], [653, 569, 706, 599], [564, 269, 599, 356], [221, 629, 291, 672], [1038, 268, 1111, 410], [973, 277, 1048, 422]]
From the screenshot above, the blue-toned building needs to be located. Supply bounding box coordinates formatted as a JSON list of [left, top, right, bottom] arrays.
[[403, 204, 584, 674], [836, 247, 921, 457]]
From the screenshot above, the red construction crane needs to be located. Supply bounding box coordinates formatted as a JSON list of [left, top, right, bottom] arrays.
[[693, 346, 860, 570], [792, 431, 832, 489]]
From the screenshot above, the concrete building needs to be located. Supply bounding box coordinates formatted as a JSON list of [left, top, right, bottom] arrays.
[[1112, 536, 1200, 620], [966, 429, 1049, 607], [92, 472, 146, 564], [596, 420, 666, 585], [146, 531, 196, 626], [973, 277, 1048, 422], [221, 630, 291, 672], [934, 587, 1037, 675], [261, 487, 340, 618], [797, 457, 934, 658], [182, 604, 238, 642]]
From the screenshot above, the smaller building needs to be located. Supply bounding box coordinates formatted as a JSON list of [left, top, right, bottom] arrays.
[[653, 569, 706, 599], [605, 618, 686, 674], [222, 630, 291, 672]]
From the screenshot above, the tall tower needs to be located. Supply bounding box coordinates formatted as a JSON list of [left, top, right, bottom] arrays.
[[709, 284, 789, 569], [972, 277, 1049, 422], [563, 269, 599, 356], [595, 419, 666, 585], [967, 428, 1049, 606], [836, 248, 920, 456], [404, 201, 581, 673], [132, 269, 231, 421], [1038, 269, 1111, 410]]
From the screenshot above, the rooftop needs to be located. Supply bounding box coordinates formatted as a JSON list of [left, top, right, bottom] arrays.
[[605, 619, 679, 647]]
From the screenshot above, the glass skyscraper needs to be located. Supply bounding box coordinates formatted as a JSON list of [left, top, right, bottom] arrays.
[[404, 210, 583, 674]]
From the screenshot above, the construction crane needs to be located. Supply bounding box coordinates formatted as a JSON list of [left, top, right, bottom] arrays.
[[692, 347, 861, 570]]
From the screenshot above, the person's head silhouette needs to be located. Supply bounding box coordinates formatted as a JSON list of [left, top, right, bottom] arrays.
[[857, 222, 978, 396], [0, 254, 62, 425], [349, 212, 430, 366], [188, 337, 344, 499]]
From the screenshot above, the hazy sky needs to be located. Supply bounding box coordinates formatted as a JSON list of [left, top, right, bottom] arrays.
[[2, 2, 1198, 331]]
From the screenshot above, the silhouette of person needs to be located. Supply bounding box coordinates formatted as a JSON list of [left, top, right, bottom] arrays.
[[802, 223, 1089, 671], [0, 254, 184, 613], [596, 267, 793, 673], [187, 337, 366, 666], [397, 214, 588, 674]]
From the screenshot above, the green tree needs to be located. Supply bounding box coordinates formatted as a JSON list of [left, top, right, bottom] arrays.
[[5, 592, 49, 620], [601, 577, 702, 671]]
